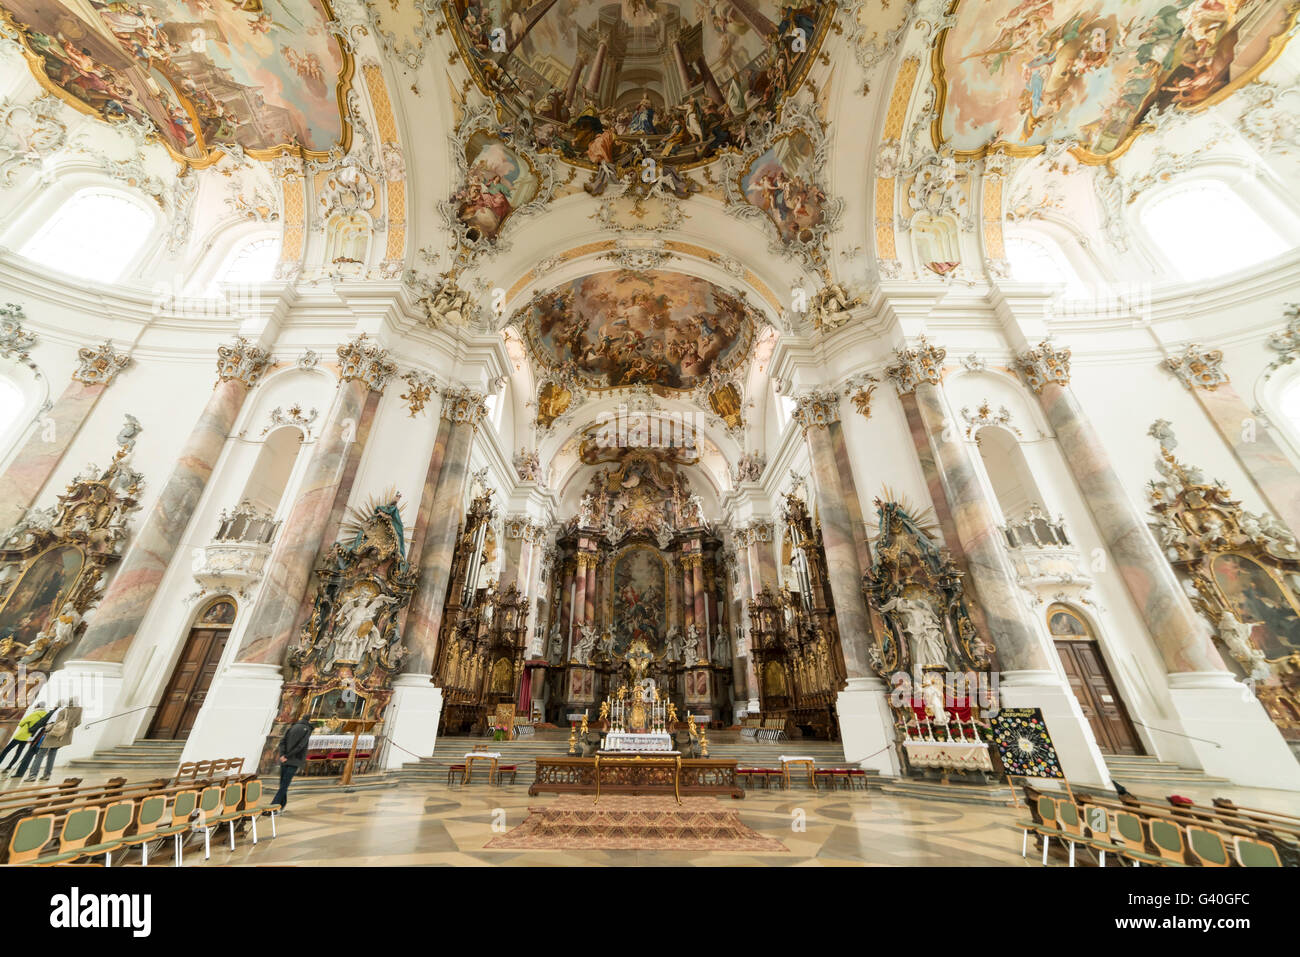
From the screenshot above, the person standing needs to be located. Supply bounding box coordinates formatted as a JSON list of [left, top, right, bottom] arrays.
[[0, 702, 47, 774], [11, 702, 58, 780], [271, 713, 314, 812], [27, 698, 81, 782]]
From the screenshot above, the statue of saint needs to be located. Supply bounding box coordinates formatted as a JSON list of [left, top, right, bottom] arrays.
[[573, 624, 598, 665], [1217, 611, 1270, 680], [664, 625, 683, 662], [881, 595, 949, 668], [332, 592, 397, 663]]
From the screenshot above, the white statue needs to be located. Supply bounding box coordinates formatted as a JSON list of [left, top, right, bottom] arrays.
[[574, 624, 598, 665], [333, 593, 396, 663], [598, 629, 616, 658], [920, 672, 950, 729], [686, 623, 705, 666], [712, 630, 733, 667], [1217, 611, 1270, 681], [881, 596, 949, 668], [664, 625, 683, 662]]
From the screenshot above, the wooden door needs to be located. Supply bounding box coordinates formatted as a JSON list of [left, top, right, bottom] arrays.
[[1048, 604, 1143, 755], [148, 599, 235, 740]]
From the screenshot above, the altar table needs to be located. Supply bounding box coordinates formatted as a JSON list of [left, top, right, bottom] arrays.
[[463, 751, 502, 785], [779, 755, 817, 790], [603, 732, 673, 752], [529, 756, 744, 799], [902, 740, 994, 773]]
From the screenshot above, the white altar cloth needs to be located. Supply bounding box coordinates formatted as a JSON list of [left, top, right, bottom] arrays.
[[903, 740, 994, 772], [308, 734, 375, 751], [464, 751, 502, 760], [603, 732, 673, 752]]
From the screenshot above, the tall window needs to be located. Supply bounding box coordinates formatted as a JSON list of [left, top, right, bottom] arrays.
[[1141, 181, 1289, 280], [213, 236, 280, 288], [1004, 232, 1087, 298], [19, 189, 154, 283], [0, 377, 23, 441]]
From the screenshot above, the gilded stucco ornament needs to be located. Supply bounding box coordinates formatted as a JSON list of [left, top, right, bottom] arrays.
[[885, 338, 946, 395], [73, 341, 131, 386], [216, 337, 272, 388], [337, 334, 398, 393], [1015, 341, 1072, 394]]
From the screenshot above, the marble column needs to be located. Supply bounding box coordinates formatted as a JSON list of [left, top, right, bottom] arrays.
[[746, 521, 778, 592], [557, 558, 574, 655], [0, 341, 130, 529], [572, 553, 589, 644], [692, 555, 707, 633], [236, 336, 396, 667], [1016, 340, 1300, 791], [729, 543, 755, 706], [382, 408, 454, 768], [1165, 343, 1300, 536], [403, 387, 487, 677], [888, 338, 1107, 786], [886, 344, 1051, 673], [584, 551, 597, 628], [792, 390, 874, 679], [681, 555, 696, 631], [181, 335, 397, 769], [75, 339, 270, 664]]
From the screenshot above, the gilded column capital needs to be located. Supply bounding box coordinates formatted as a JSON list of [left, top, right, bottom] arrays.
[[884, 336, 945, 395], [681, 553, 704, 570], [337, 333, 398, 392], [1163, 342, 1229, 391], [791, 389, 841, 431], [1015, 340, 1072, 394], [73, 340, 131, 386], [216, 336, 272, 388], [440, 385, 488, 426]]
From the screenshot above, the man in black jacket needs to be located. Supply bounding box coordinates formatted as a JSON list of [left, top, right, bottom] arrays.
[[272, 715, 314, 811]]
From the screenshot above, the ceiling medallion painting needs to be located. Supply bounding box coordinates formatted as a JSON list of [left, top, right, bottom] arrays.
[[0, 0, 353, 166], [441, 101, 555, 257], [721, 97, 841, 268], [933, 0, 1300, 163], [519, 269, 757, 391], [444, 1, 833, 182]]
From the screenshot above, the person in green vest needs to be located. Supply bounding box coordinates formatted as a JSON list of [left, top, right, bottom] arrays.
[[2, 702, 49, 774]]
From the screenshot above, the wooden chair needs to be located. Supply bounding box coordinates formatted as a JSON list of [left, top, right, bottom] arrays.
[[211, 781, 245, 853], [1020, 794, 1067, 865], [6, 814, 54, 865], [1233, 834, 1283, 867], [78, 799, 136, 867], [156, 789, 198, 867], [34, 805, 101, 866], [1185, 824, 1231, 867], [495, 764, 518, 785], [846, 768, 867, 790], [447, 763, 466, 786], [1081, 804, 1118, 867], [193, 785, 224, 860], [120, 794, 169, 866], [239, 779, 272, 845]]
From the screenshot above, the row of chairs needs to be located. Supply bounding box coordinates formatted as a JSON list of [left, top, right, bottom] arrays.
[[305, 746, 374, 777], [1019, 786, 1287, 867], [735, 766, 867, 790], [174, 758, 244, 783], [7, 777, 280, 867]]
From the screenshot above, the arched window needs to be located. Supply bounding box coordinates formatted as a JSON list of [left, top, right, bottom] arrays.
[[1140, 180, 1289, 280], [214, 236, 280, 287], [19, 189, 155, 283], [0, 377, 24, 442], [1004, 231, 1087, 297]]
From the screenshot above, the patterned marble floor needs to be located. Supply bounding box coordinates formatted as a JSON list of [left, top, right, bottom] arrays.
[[191, 783, 1037, 867]]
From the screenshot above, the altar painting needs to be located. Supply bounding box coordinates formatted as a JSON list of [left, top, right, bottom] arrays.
[[0, 545, 84, 652], [935, 0, 1298, 160], [1212, 553, 1300, 661], [611, 546, 667, 656]]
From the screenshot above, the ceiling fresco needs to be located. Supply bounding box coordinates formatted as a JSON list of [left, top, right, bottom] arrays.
[[520, 269, 757, 391], [446, 1, 832, 176], [0, 0, 352, 165], [935, 0, 1300, 161]]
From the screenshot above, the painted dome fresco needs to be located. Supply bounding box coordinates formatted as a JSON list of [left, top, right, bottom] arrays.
[[446, 0, 832, 174], [519, 269, 758, 390], [0, 0, 351, 164]]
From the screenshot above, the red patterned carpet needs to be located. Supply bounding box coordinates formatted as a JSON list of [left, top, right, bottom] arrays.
[[484, 795, 788, 851]]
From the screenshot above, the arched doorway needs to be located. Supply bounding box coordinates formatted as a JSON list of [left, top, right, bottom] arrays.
[[147, 597, 237, 740], [1047, 604, 1143, 755]]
